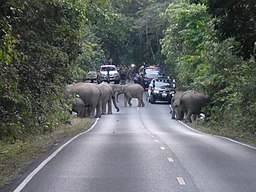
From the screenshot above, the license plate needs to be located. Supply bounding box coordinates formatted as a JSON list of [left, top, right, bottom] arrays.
[[162, 93, 167, 97]]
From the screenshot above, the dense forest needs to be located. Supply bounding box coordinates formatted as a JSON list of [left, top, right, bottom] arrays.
[[0, 0, 255, 142]]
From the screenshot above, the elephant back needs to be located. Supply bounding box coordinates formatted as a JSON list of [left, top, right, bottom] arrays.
[[180, 91, 209, 114], [68, 83, 101, 105], [98, 82, 112, 95], [126, 84, 144, 94]]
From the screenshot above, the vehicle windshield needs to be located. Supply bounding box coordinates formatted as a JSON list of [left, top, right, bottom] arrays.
[[154, 81, 171, 89], [145, 69, 161, 78], [101, 67, 116, 71]]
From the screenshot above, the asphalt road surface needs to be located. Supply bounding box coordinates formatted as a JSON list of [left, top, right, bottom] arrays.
[[10, 94, 256, 192]]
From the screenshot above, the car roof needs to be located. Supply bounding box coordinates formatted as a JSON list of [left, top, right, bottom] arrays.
[[100, 65, 117, 68], [150, 77, 170, 83]]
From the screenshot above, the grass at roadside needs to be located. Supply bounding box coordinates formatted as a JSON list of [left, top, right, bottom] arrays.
[[188, 121, 256, 147], [0, 117, 92, 188]]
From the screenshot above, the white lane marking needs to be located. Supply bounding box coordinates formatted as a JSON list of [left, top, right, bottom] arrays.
[[151, 135, 155, 138], [154, 140, 159, 143], [169, 101, 256, 151], [13, 118, 99, 192], [178, 120, 256, 150], [178, 120, 202, 134], [160, 147, 165, 150], [167, 157, 174, 162], [176, 176, 186, 185]]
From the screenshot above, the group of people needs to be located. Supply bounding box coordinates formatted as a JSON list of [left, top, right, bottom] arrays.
[[101, 58, 148, 85]]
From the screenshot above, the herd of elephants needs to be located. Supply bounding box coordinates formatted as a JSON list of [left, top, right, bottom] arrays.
[[66, 82, 210, 123]]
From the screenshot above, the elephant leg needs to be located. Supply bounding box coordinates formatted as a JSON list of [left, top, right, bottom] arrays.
[[77, 107, 83, 117], [96, 98, 102, 118], [137, 98, 144, 107], [192, 114, 197, 121], [101, 101, 107, 115], [137, 98, 141, 107], [107, 100, 113, 114], [141, 97, 145, 107], [127, 97, 132, 107], [171, 110, 176, 119], [124, 95, 128, 107], [185, 111, 192, 123], [94, 103, 101, 118], [90, 106, 96, 117]]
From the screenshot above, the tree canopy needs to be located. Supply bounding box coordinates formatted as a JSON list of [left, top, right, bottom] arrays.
[[1, 0, 255, 141]]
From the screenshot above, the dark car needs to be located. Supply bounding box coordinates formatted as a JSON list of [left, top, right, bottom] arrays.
[[148, 77, 176, 104], [138, 66, 162, 90]]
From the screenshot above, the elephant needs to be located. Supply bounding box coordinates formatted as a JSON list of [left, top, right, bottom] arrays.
[[115, 84, 145, 107], [171, 90, 196, 119], [176, 91, 210, 123], [170, 91, 184, 119], [97, 82, 119, 114], [109, 84, 123, 103], [68, 97, 85, 118], [66, 82, 102, 118]]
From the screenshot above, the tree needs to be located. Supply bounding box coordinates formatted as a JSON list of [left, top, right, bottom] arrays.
[[207, 0, 256, 59], [0, 0, 95, 141]]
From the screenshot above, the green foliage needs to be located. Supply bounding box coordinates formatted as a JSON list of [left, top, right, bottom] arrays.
[[207, 0, 256, 59], [0, 0, 91, 141], [1, 0, 256, 142], [161, 2, 210, 88], [161, 1, 256, 133]]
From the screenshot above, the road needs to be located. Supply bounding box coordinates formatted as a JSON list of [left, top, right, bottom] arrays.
[[11, 94, 256, 192]]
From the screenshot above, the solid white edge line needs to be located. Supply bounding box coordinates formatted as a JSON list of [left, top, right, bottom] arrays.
[[13, 118, 99, 192], [179, 120, 256, 150], [168, 104, 256, 150]]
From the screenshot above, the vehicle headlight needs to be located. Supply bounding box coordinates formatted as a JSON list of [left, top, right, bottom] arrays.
[[153, 89, 159, 94]]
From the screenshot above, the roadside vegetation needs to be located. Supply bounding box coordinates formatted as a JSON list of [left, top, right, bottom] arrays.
[[0, 0, 255, 187], [0, 118, 92, 187]]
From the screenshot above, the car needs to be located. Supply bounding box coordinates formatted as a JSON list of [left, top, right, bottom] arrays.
[[97, 65, 121, 84], [148, 77, 176, 104], [85, 71, 98, 83], [138, 66, 163, 90]]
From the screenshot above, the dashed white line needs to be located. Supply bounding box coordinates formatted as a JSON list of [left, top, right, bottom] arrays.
[[154, 140, 159, 143], [167, 157, 174, 162], [160, 147, 165, 150], [176, 177, 186, 185]]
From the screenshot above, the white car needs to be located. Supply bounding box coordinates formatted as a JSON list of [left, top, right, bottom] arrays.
[[97, 65, 120, 84]]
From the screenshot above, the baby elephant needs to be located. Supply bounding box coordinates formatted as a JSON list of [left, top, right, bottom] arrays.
[[68, 97, 85, 118]]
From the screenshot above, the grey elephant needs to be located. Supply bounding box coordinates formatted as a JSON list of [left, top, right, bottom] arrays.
[[97, 82, 119, 114], [109, 84, 123, 103], [171, 90, 196, 119], [68, 97, 85, 117], [170, 91, 184, 119], [116, 84, 145, 107], [176, 91, 210, 122], [66, 82, 102, 118]]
